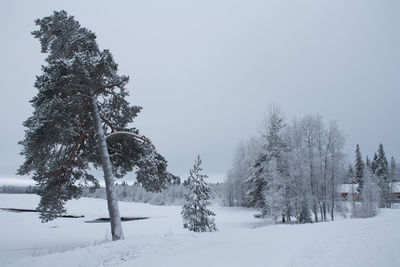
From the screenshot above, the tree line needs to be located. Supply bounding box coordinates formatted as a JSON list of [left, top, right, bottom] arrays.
[[223, 107, 399, 222]]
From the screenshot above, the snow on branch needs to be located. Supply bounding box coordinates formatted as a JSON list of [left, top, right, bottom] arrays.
[[97, 80, 127, 92], [105, 131, 152, 145]]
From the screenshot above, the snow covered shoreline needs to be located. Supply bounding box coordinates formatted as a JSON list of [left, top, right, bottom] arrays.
[[1, 194, 399, 267]]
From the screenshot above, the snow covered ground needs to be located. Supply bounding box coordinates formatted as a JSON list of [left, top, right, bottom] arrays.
[[1, 194, 399, 267]]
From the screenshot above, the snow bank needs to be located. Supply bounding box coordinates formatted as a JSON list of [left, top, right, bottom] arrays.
[[1, 194, 399, 267]]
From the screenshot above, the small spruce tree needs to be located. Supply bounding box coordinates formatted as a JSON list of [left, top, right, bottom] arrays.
[[181, 155, 216, 232]]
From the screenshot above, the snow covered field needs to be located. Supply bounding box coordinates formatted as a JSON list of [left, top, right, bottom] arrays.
[[1, 194, 399, 267]]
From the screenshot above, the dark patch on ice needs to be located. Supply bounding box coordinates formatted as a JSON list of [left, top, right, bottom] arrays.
[[1, 208, 37, 213], [61, 214, 85, 218], [0, 208, 84, 218], [85, 217, 149, 223]]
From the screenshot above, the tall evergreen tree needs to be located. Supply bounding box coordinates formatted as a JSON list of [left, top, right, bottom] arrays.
[[354, 144, 365, 193], [374, 143, 390, 208], [18, 11, 174, 240], [181, 155, 216, 232], [247, 108, 289, 220]]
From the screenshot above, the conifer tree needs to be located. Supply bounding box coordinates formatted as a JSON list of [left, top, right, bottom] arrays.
[[18, 11, 174, 240], [354, 144, 365, 193], [181, 155, 216, 232], [371, 153, 378, 174], [247, 108, 289, 220], [374, 143, 390, 208]]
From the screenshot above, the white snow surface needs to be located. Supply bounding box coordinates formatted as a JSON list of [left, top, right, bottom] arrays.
[[1, 194, 399, 267]]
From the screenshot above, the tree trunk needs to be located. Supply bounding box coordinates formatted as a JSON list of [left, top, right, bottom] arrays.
[[330, 169, 335, 221], [330, 191, 335, 221], [313, 203, 318, 222], [90, 93, 124, 241]]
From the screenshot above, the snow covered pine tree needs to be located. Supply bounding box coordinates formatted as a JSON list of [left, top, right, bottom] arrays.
[[247, 108, 289, 222], [181, 155, 216, 232], [373, 143, 391, 208], [354, 144, 365, 193], [18, 11, 175, 241]]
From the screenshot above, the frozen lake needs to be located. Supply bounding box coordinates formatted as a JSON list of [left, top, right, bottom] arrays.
[[1, 194, 399, 267]]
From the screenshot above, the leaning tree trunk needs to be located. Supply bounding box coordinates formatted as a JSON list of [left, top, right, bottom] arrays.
[[90, 93, 124, 241]]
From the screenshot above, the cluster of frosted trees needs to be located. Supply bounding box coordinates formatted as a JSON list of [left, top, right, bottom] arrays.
[[224, 108, 346, 223]]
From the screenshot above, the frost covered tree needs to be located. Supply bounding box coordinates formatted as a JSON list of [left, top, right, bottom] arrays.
[[261, 158, 286, 221], [181, 155, 216, 232], [352, 169, 380, 218], [354, 144, 365, 193], [300, 115, 326, 222], [247, 107, 290, 221], [18, 11, 174, 240], [284, 118, 312, 223], [325, 121, 345, 221], [224, 109, 346, 223], [373, 143, 390, 208]]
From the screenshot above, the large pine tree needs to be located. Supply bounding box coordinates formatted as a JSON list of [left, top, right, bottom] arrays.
[[181, 155, 216, 232], [18, 11, 174, 240]]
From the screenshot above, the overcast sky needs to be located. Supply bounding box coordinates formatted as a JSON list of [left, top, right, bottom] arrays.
[[0, 0, 399, 184]]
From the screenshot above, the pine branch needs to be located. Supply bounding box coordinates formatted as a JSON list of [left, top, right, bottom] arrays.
[[100, 115, 116, 132], [105, 131, 152, 145], [94, 79, 128, 96], [99, 80, 127, 90], [58, 127, 95, 171]]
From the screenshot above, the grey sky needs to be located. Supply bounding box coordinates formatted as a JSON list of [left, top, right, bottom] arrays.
[[0, 0, 399, 184]]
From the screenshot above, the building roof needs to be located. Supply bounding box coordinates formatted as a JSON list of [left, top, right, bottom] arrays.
[[337, 184, 358, 194], [392, 182, 400, 193]]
